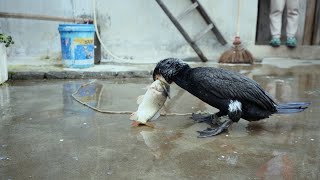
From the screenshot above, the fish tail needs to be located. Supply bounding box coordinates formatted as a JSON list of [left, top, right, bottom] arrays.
[[276, 102, 311, 114]]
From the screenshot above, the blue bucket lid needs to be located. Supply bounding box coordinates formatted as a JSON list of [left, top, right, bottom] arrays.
[[58, 24, 95, 32]]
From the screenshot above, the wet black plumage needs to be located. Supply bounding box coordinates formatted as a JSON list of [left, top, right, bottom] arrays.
[[153, 58, 310, 137]]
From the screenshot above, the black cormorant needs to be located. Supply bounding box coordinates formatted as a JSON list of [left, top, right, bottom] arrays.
[[153, 58, 310, 138]]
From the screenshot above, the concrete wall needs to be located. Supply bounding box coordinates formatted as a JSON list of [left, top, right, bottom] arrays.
[[1, 0, 259, 63], [0, 0, 92, 59]]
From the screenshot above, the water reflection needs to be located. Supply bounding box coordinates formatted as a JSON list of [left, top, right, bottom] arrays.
[[0, 84, 10, 122], [0, 84, 10, 107], [253, 65, 320, 101], [131, 127, 182, 159], [256, 152, 294, 180], [63, 81, 98, 116]]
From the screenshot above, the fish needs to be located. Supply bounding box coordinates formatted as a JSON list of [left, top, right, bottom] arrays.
[[130, 80, 170, 127]]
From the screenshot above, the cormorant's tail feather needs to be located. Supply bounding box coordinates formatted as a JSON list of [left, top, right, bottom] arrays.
[[276, 108, 306, 114], [276, 102, 311, 114]]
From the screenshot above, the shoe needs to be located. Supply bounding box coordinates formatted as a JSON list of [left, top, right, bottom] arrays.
[[269, 38, 281, 47], [286, 37, 297, 48]]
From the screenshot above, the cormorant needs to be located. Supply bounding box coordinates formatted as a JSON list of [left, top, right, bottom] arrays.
[[153, 58, 310, 138]]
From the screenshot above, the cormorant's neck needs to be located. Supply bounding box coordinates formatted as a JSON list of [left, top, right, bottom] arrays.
[[172, 66, 191, 88]]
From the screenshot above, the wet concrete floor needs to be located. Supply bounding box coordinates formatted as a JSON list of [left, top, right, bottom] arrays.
[[1, 63, 320, 180]]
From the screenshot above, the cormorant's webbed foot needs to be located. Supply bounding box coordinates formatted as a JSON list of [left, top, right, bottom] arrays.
[[191, 113, 221, 125], [197, 119, 233, 138]]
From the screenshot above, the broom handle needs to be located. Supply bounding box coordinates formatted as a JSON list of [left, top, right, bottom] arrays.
[[236, 0, 241, 37]]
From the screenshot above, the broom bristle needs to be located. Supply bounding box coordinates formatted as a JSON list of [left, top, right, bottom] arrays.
[[219, 38, 254, 64]]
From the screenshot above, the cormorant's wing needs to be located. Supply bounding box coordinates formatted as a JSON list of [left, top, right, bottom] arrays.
[[189, 67, 277, 111]]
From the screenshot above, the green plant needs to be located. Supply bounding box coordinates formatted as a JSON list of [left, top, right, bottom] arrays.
[[0, 34, 14, 47]]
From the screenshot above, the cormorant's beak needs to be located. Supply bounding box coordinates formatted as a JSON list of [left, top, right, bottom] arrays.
[[153, 66, 164, 81], [163, 85, 171, 99], [159, 80, 171, 99], [152, 68, 159, 81]]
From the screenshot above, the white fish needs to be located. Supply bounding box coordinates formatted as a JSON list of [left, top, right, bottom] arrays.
[[130, 80, 170, 127]]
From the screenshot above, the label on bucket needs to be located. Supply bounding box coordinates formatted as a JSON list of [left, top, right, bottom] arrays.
[[73, 37, 94, 60], [74, 38, 94, 45], [75, 45, 94, 60]]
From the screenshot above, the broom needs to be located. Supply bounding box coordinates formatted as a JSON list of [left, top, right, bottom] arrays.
[[219, 0, 254, 64]]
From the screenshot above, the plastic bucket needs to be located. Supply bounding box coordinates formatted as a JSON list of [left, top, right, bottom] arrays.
[[58, 24, 95, 68]]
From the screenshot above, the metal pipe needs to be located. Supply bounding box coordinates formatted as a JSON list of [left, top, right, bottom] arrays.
[[0, 12, 92, 23]]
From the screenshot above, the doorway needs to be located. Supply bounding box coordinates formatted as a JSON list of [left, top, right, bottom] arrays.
[[256, 0, 320, 45]]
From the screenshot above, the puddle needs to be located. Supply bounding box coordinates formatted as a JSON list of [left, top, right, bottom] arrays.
[[0, 63, 320, 179]]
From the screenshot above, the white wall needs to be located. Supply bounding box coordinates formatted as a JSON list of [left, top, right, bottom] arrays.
[[0, 0, 258, 63]]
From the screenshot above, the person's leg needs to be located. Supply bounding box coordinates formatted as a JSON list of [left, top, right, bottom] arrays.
[[286, 0, 299, 48], [269, 0, 286, 47]]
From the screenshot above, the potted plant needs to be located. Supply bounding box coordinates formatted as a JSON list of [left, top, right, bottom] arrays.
[[0, 34, 14, 84]]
